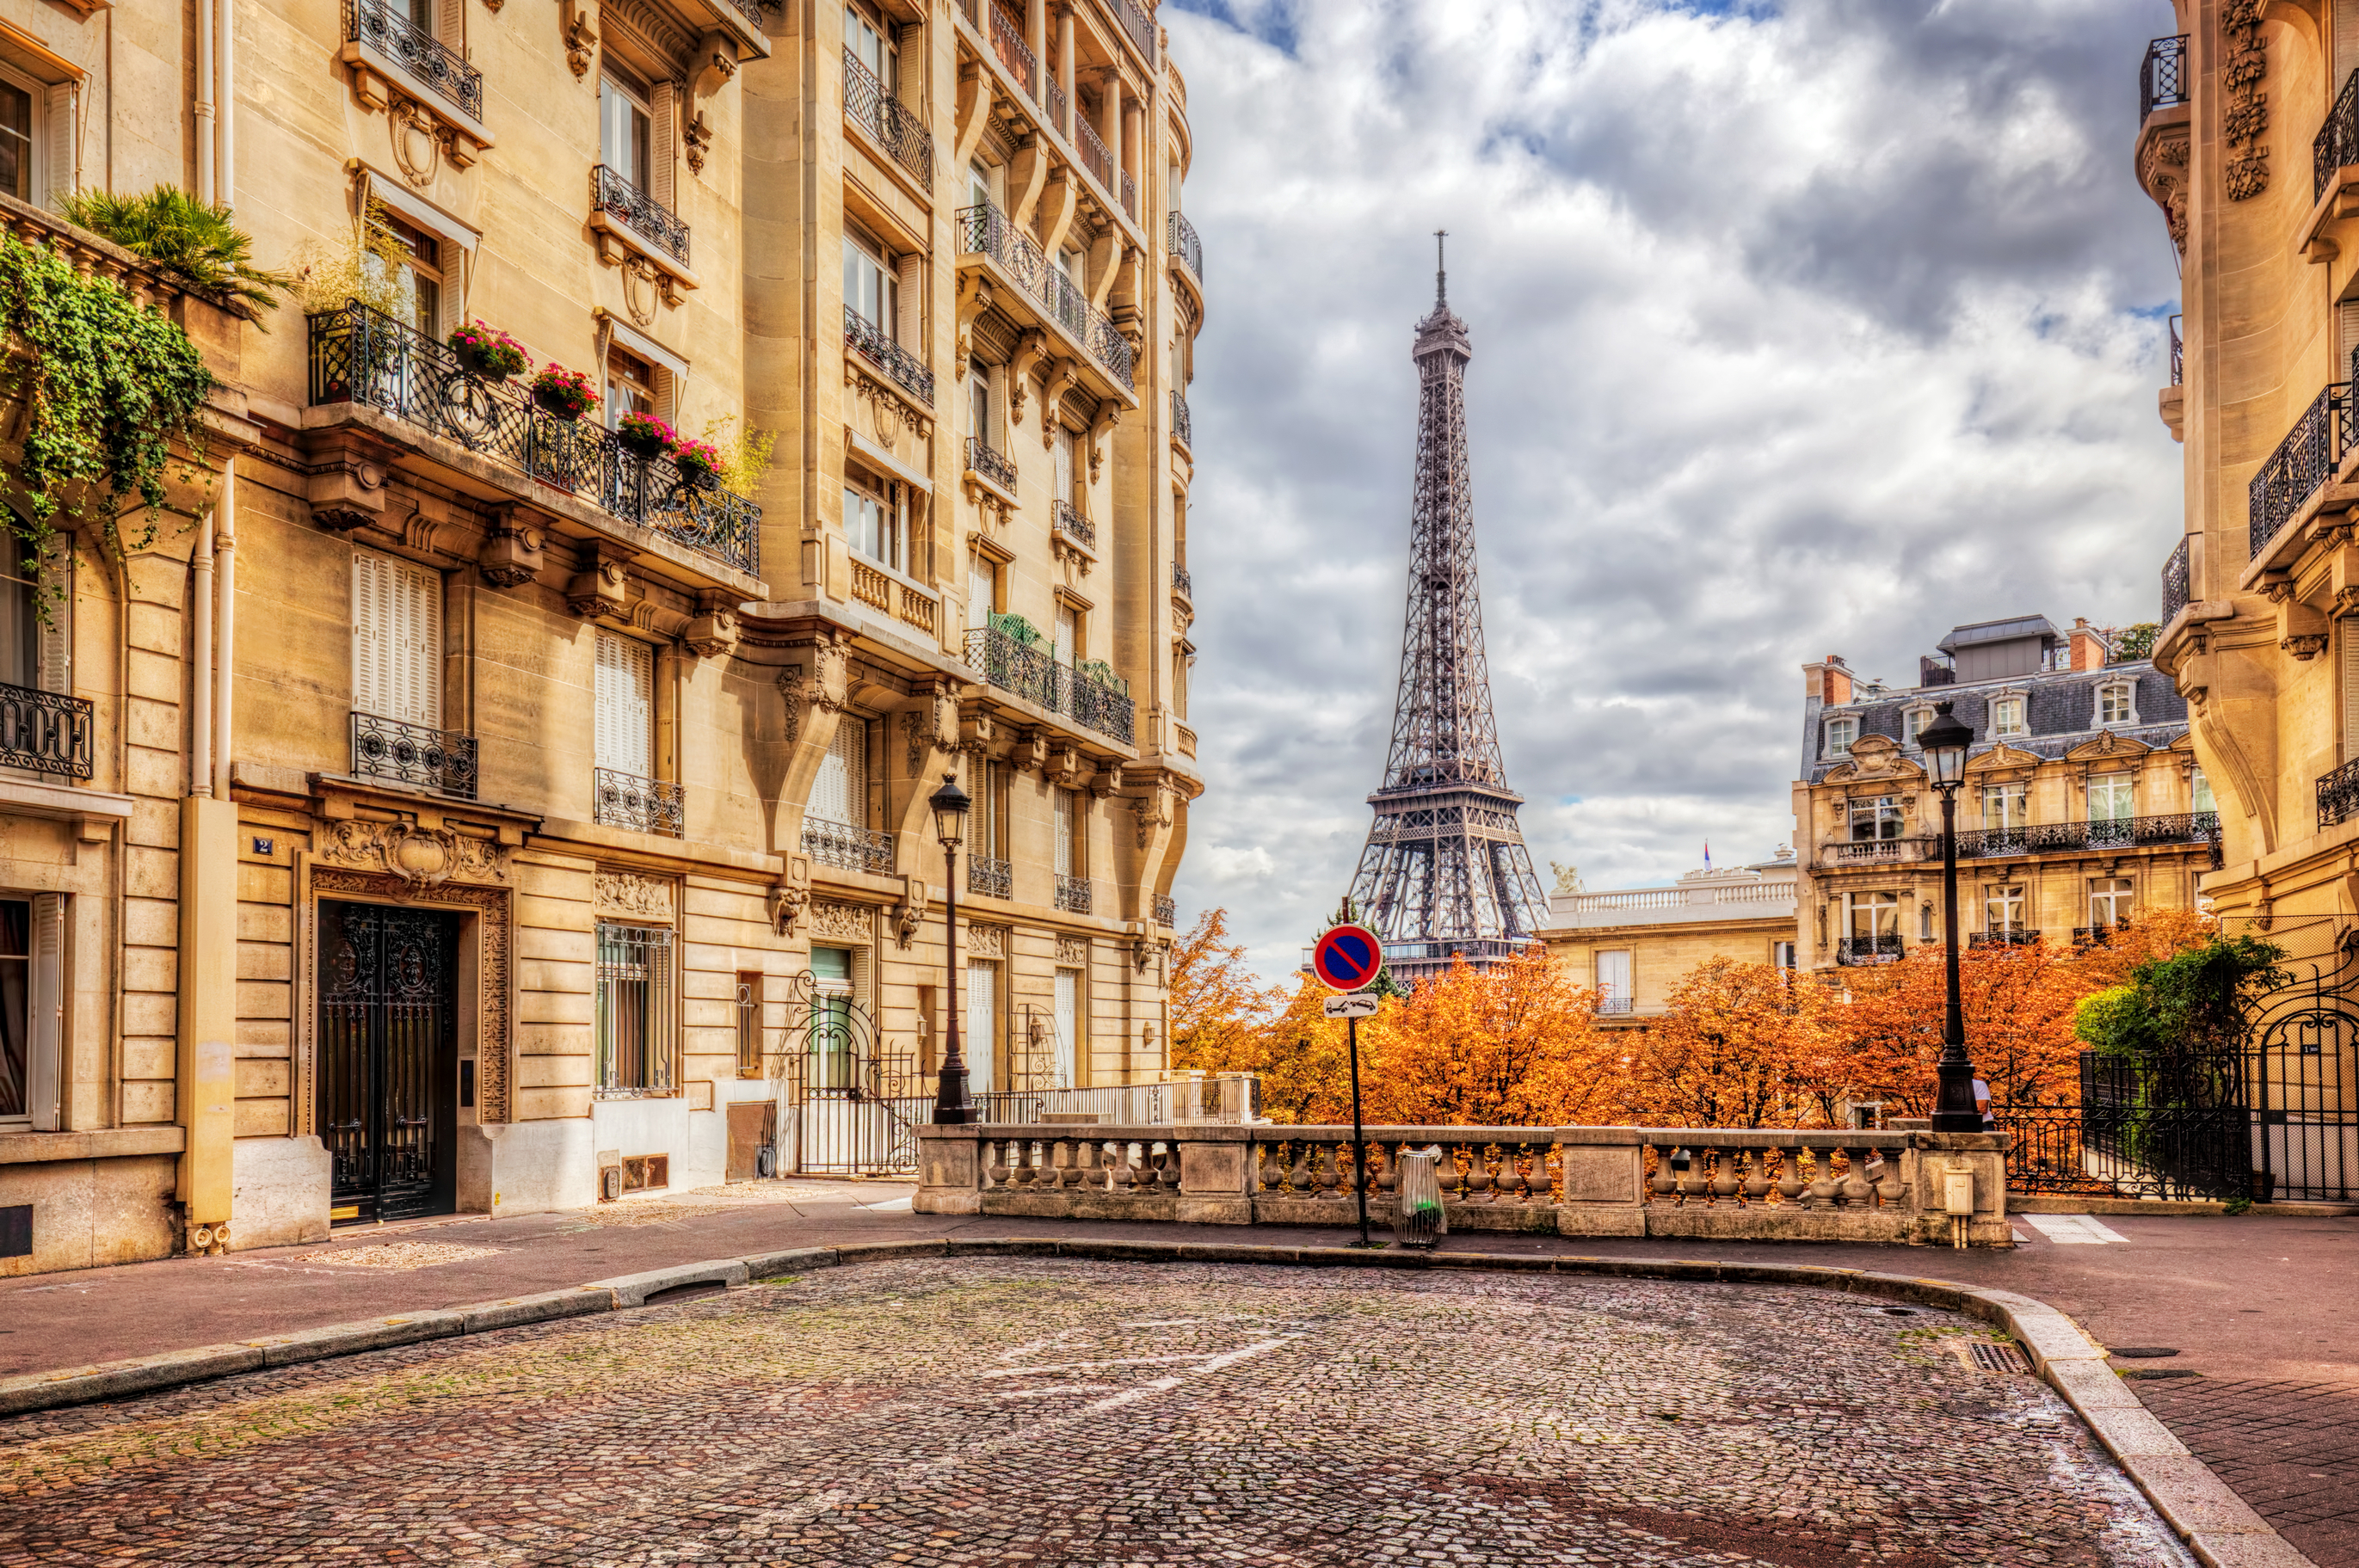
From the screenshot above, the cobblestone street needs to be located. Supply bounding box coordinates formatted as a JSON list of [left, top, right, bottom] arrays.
[[0, 1258, 2194, 1567]]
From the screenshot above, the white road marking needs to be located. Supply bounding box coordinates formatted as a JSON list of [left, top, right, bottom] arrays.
[[2023, 1214, 2131, 1245], [1081, 1337, 1297, 1414]]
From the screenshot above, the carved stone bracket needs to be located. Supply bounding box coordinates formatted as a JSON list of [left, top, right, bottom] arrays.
[[846, 361, 933, 445], [302, 428, 397, 534], [566, 543, 632, 621], [779, 629, 853, 744], [1130, 934, 1168, 975], [1130, 783, 1174, 848], [1010, 329, 1049, 425], [2137, 120, 2190, 255], [1090, 761, 1124, 799], [2286, 632, 2330, 660], [479, 504, 547, 588], [683, 590, 740, 660], [563, 0, 600, 77], [955, 274, 995, 384]]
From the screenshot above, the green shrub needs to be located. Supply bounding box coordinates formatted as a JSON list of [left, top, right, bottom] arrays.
[[59, 186, 293, 325]]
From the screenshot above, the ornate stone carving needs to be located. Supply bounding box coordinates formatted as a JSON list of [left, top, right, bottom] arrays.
[[2137, 121, 2190, 255], [684, 108, 714, 174], [780, 631, 853, 744], [2336, 587, 2359, 620], [770, 880, 810, 936], [1010, 727, 1047, 775], [2285, 632, 2329, 661], [965, 921, 1007, 958], [1090, 761, 1124, 799], [683, 595, 738, 660], [892, 893, 922, 950], [1130, 935, 1168, 975], [390, 98, 445, 186], [1087, 403, 1119, 484], [594, 869, 674, 919], [2223, 0, 2267, 201], [810, 901, 873, 941], [315, 821, 508, 889], [478, 518, 545, 588], [955, 274, 994, 383], [1131, 784, 1174, 848], [1055, 935, 1088, 965], [1009, 329, 1049, 423], [845, 361, 933, 445], [562, 0, 600, 77], [621, 254, 662, 325], [567, 546, 631, 620]]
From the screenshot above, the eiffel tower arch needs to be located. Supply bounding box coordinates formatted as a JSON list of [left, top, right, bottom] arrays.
[[1345, 239, 1549, 986]]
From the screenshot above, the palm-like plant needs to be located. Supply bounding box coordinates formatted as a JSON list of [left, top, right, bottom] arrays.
[[59, 186, 294, 325]]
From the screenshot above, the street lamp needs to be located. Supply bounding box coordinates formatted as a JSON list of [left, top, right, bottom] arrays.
[[929, 772, 975, 1126], [1916, 701, 1983, 1134]]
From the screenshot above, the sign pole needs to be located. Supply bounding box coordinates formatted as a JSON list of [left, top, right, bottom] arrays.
[[1346, 1013, 1370, 1248]]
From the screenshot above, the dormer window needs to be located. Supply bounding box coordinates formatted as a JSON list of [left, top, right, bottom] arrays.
[[2097, 682, 2136, 727], [1992, 697, 2026, 737], [1825, 716, 1857, 758], [1904, 706, 1935, 744]]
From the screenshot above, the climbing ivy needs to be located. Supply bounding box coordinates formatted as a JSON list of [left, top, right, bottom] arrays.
[[0, 229, 218, 586]]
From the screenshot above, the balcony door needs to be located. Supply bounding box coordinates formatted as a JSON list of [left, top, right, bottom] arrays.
[[966, 957, 999, 1096], [811, 718, 865, 829], [594, 631, 654, 780], [1594, 949, 1631, 1011], [352, 550, 442, 732], [600, 62, 653, 193]]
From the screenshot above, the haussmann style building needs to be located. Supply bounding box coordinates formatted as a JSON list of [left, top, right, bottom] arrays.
[[0, 0, 1203, 1276], [1538, 858, 1799, 1024]]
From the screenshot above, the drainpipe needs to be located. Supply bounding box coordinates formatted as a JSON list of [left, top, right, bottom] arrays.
[[191, 504, 213, 797], [194, 0, 214, 205], [214, 456, 236, 799], [215, 0, 235, 208]]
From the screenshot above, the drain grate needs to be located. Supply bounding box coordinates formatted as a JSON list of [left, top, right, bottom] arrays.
[[2118, 1368, 2202, 1380], [1957, 1339, 2031, 1375], [2108, 1346, 2179, 1358]]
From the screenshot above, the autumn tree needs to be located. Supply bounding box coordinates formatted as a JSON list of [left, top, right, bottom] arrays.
[[1827, 940, 2091, 1114], [1357, 950, 1615, 1125], [1623, 960, 1839, 1128], [1167, 907, 1281, 1077]]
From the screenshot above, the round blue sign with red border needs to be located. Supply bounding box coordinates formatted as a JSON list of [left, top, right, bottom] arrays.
[[1312, 925, 1384, 992]]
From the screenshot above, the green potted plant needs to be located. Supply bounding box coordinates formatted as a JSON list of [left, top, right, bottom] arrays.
[[671, 434, 723, 488], [530, 364, 597, 421], [989, 611, 1040, 647], [448, 319, 529, 381], [615, 409, 677, 459]]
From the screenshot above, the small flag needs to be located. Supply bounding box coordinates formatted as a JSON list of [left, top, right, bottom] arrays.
[[1703, 840, 1711, 870]]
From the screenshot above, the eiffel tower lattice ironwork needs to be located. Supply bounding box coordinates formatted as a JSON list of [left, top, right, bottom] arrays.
[[1345, 237, 1549, 984]]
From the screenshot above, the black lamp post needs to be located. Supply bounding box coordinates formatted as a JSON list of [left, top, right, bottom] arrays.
[[1916, 701, 1983, 1134], [929, 772, 975, 1125]]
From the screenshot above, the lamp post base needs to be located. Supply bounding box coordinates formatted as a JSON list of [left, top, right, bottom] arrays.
[[933, 1065, 974, 1126], [1931, 1055, 1980, 1134]]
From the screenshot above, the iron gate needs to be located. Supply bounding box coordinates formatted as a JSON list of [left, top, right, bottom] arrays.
[[319, 901, 459, 1223], [2248, 938, 2359, 1201], [782, 975, 929, 1175]]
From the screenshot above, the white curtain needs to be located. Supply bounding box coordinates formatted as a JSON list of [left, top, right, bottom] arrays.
[[966, 959, 998, 1094]]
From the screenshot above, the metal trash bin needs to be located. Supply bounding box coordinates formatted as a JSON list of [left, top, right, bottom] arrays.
[[1393, 1146, 1446, 1248]]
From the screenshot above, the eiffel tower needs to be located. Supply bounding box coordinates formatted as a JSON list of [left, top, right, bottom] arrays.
[[1345, 237, 1549, 985]]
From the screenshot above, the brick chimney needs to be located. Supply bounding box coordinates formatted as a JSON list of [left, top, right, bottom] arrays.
[[1804, 655, 1853, 707], [2070, 618, 2110, 672]]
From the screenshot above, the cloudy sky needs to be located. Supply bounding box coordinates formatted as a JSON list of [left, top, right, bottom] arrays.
[[1160, 0, 2185, 980]]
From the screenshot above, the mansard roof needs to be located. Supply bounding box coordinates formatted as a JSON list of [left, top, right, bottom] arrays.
[[1807, 661, 2184, 784]]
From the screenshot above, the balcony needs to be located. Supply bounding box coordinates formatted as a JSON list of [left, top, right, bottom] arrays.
[[594, 767, 684, 838], [849, 555, 941, 640], [2140, 34, 2187, 121], [963, 622, 1136, 745], [2325, 69, 2359, 202], [0, 681, 94, 780], [955, 202, 1135, 395], [1052, 499, 1095, 550], [1107, 0, 1156, 65], [966, 436, 1018, 499], [802, 815, 896, 876], [2322, 757, 2359, 829], [1172, 562, 1192, 599], [2162, 536, 2190, 625], [843, 304, 935, 407], [970, 855, 1013, 900], [2248, 378, 2352, 560], [1835, 934, 1902, 966], [1167, 211, 1202, 280], [2169, 312, 2183, 387], [351, 712, 477, 799], [1956, 813, 2220, 862], [1153, 893, 1178, 926], [1054, 874, 1092, 914], [592, 164, 689, 267], [986, 0, 1036, 96], [1075, 114, 1120, 208], [1828, 838, 1912, 864], [1595, 995, 1635, 1016], [344, 0, 482, 121], [1969, 930, 2042, 950], [1170, 388, 1192, 449], [843, 47, 934, 187], [306, 302, 759, 579]]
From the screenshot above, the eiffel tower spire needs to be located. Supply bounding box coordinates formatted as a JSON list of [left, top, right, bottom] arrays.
[[1345, 246, 1549, 984]]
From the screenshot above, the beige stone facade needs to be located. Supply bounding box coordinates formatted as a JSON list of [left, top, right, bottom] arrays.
[[0, 0, 1201, 1275], [1538, 863, 1798, 1024]]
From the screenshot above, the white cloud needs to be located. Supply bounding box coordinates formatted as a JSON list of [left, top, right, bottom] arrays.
[[1163, 0, 2182, 979]]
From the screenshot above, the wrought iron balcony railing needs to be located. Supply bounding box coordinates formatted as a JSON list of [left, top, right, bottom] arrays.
[[1109, 0, 1155, 64], [1172, 561, 1192, 598], [1170, 388, 1191, 448], [1595, 995, 1635, 1016], [1052, 499, 1094, 549], [967, 435, 1017, 493], [1836, 934, 1902, 966], [801, 815, 896, 875], [2322, 756, 2359, 828], [969, 855, 1013, 900], [1153, 893, 1178, 926], [989, 1, 1036, 96], [1075, 114, 1116, 199], [2140, 34, 2187, 122], [592, 164, 689, 266], [344, 0, 482, 120], [1969, 930, 2042, 950], [2249, 378, 2353, 558], [306, 302, 758, 576], [1956, 811, 2220, 860], [1046, 78, 1069, 137], [594, 767, 684, 837], [1121, 170, 1136, 220], [1167, 211, 1203, 280], [0, 680, 93, 779], [957, 203, 1134, 390], [351, 711, 477, 798], [843, 303, 935, 407], [2163, 536, 2190, 625], [1054, 874, 1092, 914], [2169, 313, 2183, 387], [2321, 66, 2359, 200], [2072, 924, 2131, 947], [1066, 666, 1135, 745], [842, 48, 934, 185], [962, 624, 1136, 745]]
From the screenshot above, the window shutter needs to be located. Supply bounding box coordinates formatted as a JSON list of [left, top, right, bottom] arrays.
[[44, 85, 74, 211], [438, 0, 465, 47], [650, 80, 678, 212], [35, 546, 71, 696], [896, 253, 922, 349], [352, 550, 384, 718], [596, 632, 653, 775], [353, 551, 440, 725], [26, 893, 62, 1131], [1054, 789, 1072, 876], [2344, 618, 2359, 762], [811, 716, 865, 826]]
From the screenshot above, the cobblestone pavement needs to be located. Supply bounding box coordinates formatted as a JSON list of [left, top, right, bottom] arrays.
[[0, 1259, 2196, 1568], [2128, 1374, 2359, 1567]]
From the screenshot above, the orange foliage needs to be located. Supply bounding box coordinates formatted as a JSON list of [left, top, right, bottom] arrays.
[[1357, 951, 1616, 1125], [1617, 960, 1840, 1128]]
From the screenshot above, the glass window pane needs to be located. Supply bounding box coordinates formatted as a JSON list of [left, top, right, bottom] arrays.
[[0, 83, 28, 206]]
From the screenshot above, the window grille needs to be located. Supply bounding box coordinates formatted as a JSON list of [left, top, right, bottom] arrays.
[[596, 921, 676, 1096]]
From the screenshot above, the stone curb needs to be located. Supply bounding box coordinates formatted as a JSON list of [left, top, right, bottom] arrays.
[[0, 1236, 2316, 1568]]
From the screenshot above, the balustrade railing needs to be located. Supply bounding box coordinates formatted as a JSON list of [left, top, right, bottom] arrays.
[[1046, 78, 1069, 137], [351, 711, 477, 798], [1167, 211, 1202, 280], [1052, 499, 1094, 549], [2320, 66, 2359, 200], [2141, 34, 2188, 122], [969, 855, 1013, 899], [956, 203, 1133, 390], [2168, 312, 2183, 387], [345, 0, 482, 120], [989, 2, 1037, 95], [1075, 114, 1116, 195], [1054, 874, 1093, 914], [963, 624, 1136, 743], [0, 681, 93, 779], [1169, 388, 1191, 447], [594, 767, 684, 838], [802, 816, 896, 875], [1109, 0, 1156, 64], [2249, 379, 2352, 559], [843, 304, 935, 407], [1171, 562, 1192, 598], [2162, 536, 2190, 625], [1829, 839, 1910, 862], [967, 435, 1018, 493], [1837, 933, 1903, 965], [592, 164, 689, 266], [1121, 170, 1136, 220], [842, 48, 934, 185], [1596, 996, 1635, 1016], [2321, 756, 2359, 828], [1066, 663, 1136, 745], [1956, 811, 2219, 860], [307, 302, 758, 577]]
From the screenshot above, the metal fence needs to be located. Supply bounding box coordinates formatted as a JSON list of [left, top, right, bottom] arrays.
[[2140, 34, 2187, 121]]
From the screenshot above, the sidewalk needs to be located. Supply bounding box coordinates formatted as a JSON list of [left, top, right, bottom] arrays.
[[4, 1184, 2354, 1565]]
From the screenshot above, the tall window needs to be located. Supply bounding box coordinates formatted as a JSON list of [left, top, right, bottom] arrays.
[[352, 550, 441, 729], [601, 63, 654, 191], [846, 2, 896, 90], [2090, 877, 2134, 929], [1825, 716, 1856, 757], [605, 344, 656, 428], [594, 631, 654, 779], [0, 529, 38, 692], [1980, 782, 2028, 831], [811, 944, 856, 1089], [1054, 788, 1081, 878], [1770, 941, 1797, 971], [1594, 949, 1632, 1009], [368, 213, 445, 335], [595, 920, 675, 1095], [844, 230, 897, 336], [0, 75, 36, 206], [2097, 683, 2134, 726], [1848, 795, 1901, 842], [1846, 892, 1899, 940], [969, 550, 999, 631], [967, 161, 991, 209], [0, 899, 28, 1122], [969, 373, 991, 451], [1984, 884, 2027, 934], [966, 956, 999, 1094], [845, 471, 906, 573], [2192, 766, 2214, 813], [1053, 426, 1077, 505], [976, 761, 1007, 860], [1054, 603, 1080, 667], [1992, 697, 2026, 737], [811, 718, 867, 827], [2088, 772, 2134, 822], [0, 895, 60, 1129], [1052, 967, 1081, 1088]]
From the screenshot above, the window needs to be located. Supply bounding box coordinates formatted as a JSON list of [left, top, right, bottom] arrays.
[[1984, 883, 2027, 934], [1770, 941, 1797, 971], [2191, 766, 2214, 814], [967, 161, 991, 209], [2091, 877, 2134, 929], [966, 956, 999, 1094], [2088, 772, 2134, 822], [735, 970, 764, 1078], [0, 528, 37, 692], [1992, 697, 2026, 737], [0, 78, 33, 206], [1054, 603, 1080, 667], [968, 550, 999, 630], [810, 944, 856, 1089], [601, 63, 653, 191], [0, 70, 65, 211], [1919, 901, 1934, 941], [1846, 892, 1899, 939], [605, 344, 656, 428], [1825, 716, 1856, 758], [369, 212, 446, 337], [1053, 967, 1081, 1088], [595, 920, 675, 1096], [847, 2, 896, 91], [2097, 683, 2134, 726], [1055, 788, 1082, 878], [844, 230, 897, 336], [969, 373, 991, 449], [1980, 782, 2028, 831], [352, 550, 441, 729], [1594, 949, 1631, 1011], [977, 761, 1007, 860], [1053, 425, 1077, 504], [594, 631, 654, 778], [1172, 643, 1190, 718], [1906, 708, 1933, 742], [844, 470, 907, 574], [811, 717, 868, 827], [0, 897, 61, 1130], [1848, 795, 1902, 842]]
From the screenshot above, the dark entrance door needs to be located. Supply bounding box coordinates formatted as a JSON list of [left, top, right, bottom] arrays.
[[319, 901, 459, 1224]]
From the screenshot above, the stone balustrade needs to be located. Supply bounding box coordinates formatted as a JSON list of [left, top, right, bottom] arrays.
[[916, 1123, 2012, 1246]]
